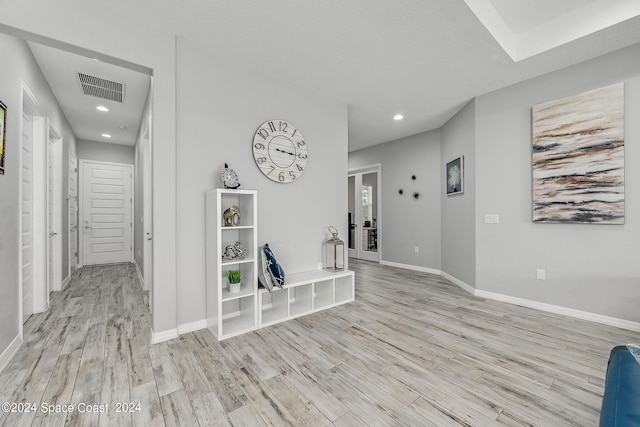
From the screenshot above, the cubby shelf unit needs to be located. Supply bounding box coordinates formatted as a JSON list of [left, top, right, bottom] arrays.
[[259, 270, 355, 328], [206, 188, 258, 340]]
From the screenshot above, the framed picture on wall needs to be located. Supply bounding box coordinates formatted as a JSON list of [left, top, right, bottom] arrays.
[[446, 156, 463, 195], [0, 100, 6, 175]]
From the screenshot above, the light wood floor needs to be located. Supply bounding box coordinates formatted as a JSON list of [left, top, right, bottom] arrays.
[[1, 260, 638, 426]]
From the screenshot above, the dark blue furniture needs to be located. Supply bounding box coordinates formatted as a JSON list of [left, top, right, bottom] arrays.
[[600, 345, 640, 426]]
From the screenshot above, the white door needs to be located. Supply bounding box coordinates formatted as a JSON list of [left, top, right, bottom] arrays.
[[22, 113, 34, 321], [348, 166, 381, 262], [81, 161, 133, 266], [142, 119, 153, 303], [47, 132, 62, 294], [69, 154, 78, 273]]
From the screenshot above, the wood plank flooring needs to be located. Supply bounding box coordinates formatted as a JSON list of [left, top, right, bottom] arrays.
[[1, 260, 638, 426]]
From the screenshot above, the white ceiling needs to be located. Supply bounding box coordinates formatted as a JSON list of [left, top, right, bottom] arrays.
[[28, 0, 640, 151], [28, 42, 150, 146]]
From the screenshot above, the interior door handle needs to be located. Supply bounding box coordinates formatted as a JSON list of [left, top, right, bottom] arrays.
[[84, 225, 93, 230], [49, 232, 58, 237]]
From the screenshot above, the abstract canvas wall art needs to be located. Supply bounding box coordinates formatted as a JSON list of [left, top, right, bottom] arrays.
[[532, 83, 624, 224]]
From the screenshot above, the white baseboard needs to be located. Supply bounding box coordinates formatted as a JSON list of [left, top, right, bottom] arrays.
[[150, 328, 179, 344], [475, 289, 640, 332], [380, 260, 441, 275], [440, 271, 475, 294], [61, 274, 71, 290], [0, 335, 23, 374], [134, 260, 145, 290], [377, 261, 640, 333], [177, 319, 208, 335]]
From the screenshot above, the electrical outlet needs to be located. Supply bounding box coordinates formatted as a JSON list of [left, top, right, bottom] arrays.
[[536, 268, 546, 280], [414, 246, 419, 253], [484, 214, 499, 224]]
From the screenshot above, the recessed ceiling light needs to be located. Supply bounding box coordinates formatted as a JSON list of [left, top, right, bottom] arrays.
[[394, 114, 404, 121], [102, 133, 112, 138], [96, 105, 109, 112]]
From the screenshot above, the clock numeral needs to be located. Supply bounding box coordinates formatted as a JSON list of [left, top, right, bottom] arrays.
[[256, 156, 267, 164], [297, 140, 305, 147], [257, 128, 269, 140], [296, 164, 304, 172], [254, 142, 265, 150], [278, 171, 285, 182], [266, 165, 275, 175], [289, 171, 296, 180], [291, 129, 297, 138], [268, 121, 277, 132], [298, 153, 308, 160], [279, 121, 288, 133]]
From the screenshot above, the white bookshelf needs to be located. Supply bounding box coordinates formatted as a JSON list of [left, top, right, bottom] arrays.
[[205, 188, 258, 340]]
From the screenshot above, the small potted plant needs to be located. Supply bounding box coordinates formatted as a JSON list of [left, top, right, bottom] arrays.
[[227, 270, 241, 293]]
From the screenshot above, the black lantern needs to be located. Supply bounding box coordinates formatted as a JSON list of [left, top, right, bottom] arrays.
[[324, 226, 345, 271]]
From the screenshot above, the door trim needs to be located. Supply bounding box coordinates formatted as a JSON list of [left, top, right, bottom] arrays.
[[78, 159, 134, 267], [348, 164, 382, 263], [19, 81, 48, 329], [47, 121, 63, 295]]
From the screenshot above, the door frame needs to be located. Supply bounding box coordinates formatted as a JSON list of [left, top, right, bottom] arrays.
[[68, 152, 78, 277], [348, 164, 382, 262], [142, 114, 153, 311], [47, 121, 63, 295], [78, 159, 134, 267], [19, 81, 49, 329]]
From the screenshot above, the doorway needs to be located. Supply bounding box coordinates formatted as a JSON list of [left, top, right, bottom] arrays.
[[348, 165, 381, 262], [20, 82, 48, 323], [79, 160, 133, 266], [47, 123, 63, 296]]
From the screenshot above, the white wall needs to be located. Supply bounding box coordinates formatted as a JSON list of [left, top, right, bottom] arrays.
[[176, 39, 348, 327], [475, 43, 640, 322], [349, 130, 442, 270], [440, 99, 476, 288], [0, 0, 178, 335], [76, 139, 135, 165], [0, 33, 76, 359]]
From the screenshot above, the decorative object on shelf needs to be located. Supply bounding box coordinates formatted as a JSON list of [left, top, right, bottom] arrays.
[[223, 241, 247, 260], [227, 270, 241, 293], [252, 119, 308, 183], [220, 163, 240, 189], [223, 205, 241, 227], [0, 99, 7, 175], [446, 156, 464, 196], [324, 226, 345, 271], [532, 82, 624, 224], [413, 192, 420, 199], [258, 244, 285, 292]]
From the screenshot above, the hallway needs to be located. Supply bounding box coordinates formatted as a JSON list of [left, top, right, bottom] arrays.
[[0, 264, 151, 426]]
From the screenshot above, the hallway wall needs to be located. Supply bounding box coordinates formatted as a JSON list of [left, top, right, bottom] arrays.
[[0, 33, 77, 365]]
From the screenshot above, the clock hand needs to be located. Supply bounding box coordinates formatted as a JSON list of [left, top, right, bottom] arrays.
[[275, 148, 295, 156]]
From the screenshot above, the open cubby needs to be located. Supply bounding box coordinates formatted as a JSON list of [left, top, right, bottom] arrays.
[[314, 279, 334, 309], [335, 274, 355, 304], [221, 295, 256, 338], [290, 283, 313, 317], [260, 288, 289, 325]]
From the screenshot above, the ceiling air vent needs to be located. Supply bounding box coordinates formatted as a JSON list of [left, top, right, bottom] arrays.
[[77, 72, 124, 103]]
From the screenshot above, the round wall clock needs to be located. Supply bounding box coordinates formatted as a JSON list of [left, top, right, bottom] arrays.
[[252, 119, 308, 183]]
